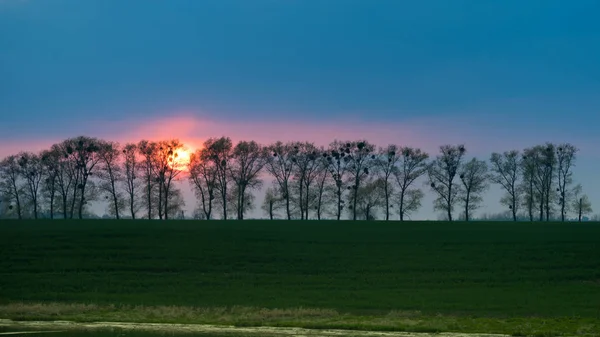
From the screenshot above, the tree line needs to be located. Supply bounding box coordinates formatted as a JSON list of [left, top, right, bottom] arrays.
[[0, 136, 593, 221]]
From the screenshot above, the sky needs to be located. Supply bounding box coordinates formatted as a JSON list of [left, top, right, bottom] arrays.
[[1, 0, 599, 219]]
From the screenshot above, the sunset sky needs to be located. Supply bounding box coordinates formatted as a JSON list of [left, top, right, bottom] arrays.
[[1, 0, 599, 219]]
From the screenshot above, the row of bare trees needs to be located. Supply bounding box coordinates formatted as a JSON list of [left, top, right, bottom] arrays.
[[0, 136, 593, 221], [0, 136, 187, 220]]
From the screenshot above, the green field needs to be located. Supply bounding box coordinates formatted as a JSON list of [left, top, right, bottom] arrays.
[[1, 220, 599, 336]]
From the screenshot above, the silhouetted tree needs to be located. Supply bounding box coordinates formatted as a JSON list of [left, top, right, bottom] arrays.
[[40, 149, 60, 219], [344, 140, 377, 220], [571, 184, 592, 222], [350, 178, 387, 220], [374, 145, 399, 220], [324, 141, 352, 220], [556, 143, 578, 221], [523, 144, 556, 221], [188, 148, 218, 220], [266, 142, 295, 220], [427, 144, 466, 221], [98, 141, 124, 219], [394, 147, 428, 221], [229, 140, 267, 219], [490, 150, 521, 221], [0, 155, 24, 219], [289, 142, 323, 220], [261, 185, 284, 220], [394, 189, 423, 220], [17, 152, 44, 219], [152, 139, 186, 220], [138, 140, 157, 219], [122, 143, 142, 219], [204, 137, 233, 220], [458, 158, 489, 221]]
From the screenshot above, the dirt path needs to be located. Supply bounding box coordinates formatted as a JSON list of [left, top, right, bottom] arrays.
[[0, 319, 509, 337]]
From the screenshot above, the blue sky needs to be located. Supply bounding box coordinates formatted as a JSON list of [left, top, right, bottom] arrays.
[[1, 0, 599, 219]]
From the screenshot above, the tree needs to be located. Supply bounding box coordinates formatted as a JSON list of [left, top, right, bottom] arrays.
[[571, 184, 592, 222], [394, 147, 429, 221], [523, 144, 556, 221], [188, 148, 218, 220], [62, 136, 104, 219], [40, 149, 61, 219], [289, 142, 325, 220], [520, 151, 536, 221], [324, 141, 353, 220], [350, 178, 387, 220], [152, 139, 186, 220], [556, 143, 578, 221], [17, 152, 44, 219], [428, 144, 466, 221], [374, 145, 400, 220], [229, 140, 266, 219], [203, 137, 233, 220], [122, 143, 142, 219], [0, 155, 24, 219], [266, 142, 295, 220], [394, 189, 423, 220], [343, 140, 377, 220], [490, 150, 521, 221], [97, 141, 124, 219], [138, 140, 158, 219], [313, 155, 333, 220], [261, 186, 285, 220], [458, 158, 489, 221]]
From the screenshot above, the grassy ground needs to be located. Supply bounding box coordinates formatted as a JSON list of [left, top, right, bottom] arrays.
[[0, 220, 599, 336]]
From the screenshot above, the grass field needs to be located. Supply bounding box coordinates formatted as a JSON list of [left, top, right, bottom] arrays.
[[0, 220, 599, 336]]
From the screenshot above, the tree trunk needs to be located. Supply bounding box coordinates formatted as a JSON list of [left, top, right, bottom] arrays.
[[578, 198, 582, 222], [399, 190, 405, 221], [447, 185, 453, 221], [384, 183, 389, 221]]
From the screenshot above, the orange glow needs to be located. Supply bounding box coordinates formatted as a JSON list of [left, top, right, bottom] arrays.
[[174, 148, 192, 166]]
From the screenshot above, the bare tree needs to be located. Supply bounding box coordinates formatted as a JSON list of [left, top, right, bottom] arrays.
[[122, 143, 142, 219], [395, 147, 429, 221], [343, 141, 377, 220], [188, 148, 218, 220], [40, 149, 61, 219], [266, 142, 295, 220], [490, 150, 521, 221], [571, 184, 592, 222], [394, 189, 423, 220], [152, 140, 186, 220], [556, 143, 578, 221], [204, 137, 233, 220], [229, 140, 266, 220], [324, 141, 354, 220], [523, 144, 556, 221], [458, 158, 489, 221], [374, 145, 399, 220], [289, 142, 323, 220], [350, 178, 387, 220], [313, 154, 333, 220], [17, 152, 44, 219], [0, 155, 24, 219], [520, 151, 537, 221], [62, 136, 104, 219], [97, 141, 124, 219], [138, 140, 158, 219], [427, 144, 466, 221], [261, 186, 285, 220]]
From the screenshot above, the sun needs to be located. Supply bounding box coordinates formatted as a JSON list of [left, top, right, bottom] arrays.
[[174, 148, 191, 166]]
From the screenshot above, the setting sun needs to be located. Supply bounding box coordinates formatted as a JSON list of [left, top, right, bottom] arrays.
[[174, 148, 192, 166]]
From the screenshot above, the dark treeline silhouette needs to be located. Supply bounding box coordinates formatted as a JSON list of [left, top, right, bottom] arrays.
[[0, 136, 593, 221]]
